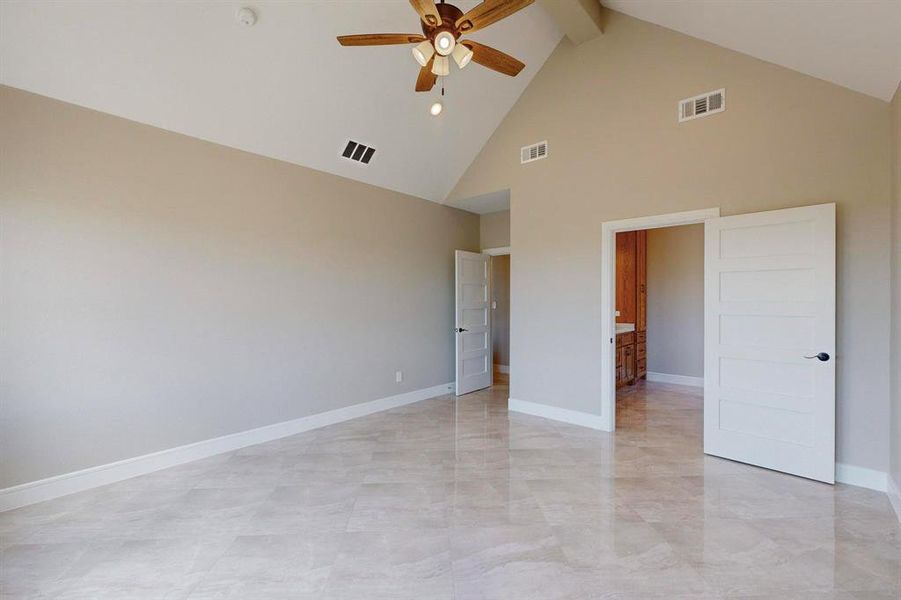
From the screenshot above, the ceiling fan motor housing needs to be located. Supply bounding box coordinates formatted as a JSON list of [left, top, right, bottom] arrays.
[[421, 2, 464, 42]]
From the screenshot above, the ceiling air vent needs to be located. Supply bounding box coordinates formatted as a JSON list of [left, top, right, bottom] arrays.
[[678, 88, 725, 123], [521, 140, 548, 164], [341, 140, 376, 165]]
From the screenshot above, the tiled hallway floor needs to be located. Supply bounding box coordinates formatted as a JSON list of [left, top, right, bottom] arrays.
[[1, 382, 899, 599]]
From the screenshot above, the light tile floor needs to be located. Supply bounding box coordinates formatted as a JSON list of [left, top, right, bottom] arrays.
[[1, 382, 899, 599]]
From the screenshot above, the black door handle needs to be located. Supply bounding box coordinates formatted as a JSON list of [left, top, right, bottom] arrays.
[[456, 327, 468, 333], [804, 352, 830, 362]]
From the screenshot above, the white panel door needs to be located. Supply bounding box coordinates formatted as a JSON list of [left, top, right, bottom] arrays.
[[705, 203, 835, 483], [455, 250, 491, 396]]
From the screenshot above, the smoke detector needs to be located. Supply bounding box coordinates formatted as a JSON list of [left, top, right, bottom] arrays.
[[236, 7, 257, 27]]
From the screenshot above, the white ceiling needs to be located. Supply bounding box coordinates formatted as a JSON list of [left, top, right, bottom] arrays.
[[0, 1, 562, 203], [603, 0, 901, 102], [445, 189, 510, 214]]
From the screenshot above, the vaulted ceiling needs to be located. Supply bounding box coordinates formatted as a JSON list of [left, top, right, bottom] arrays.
[[2, 1, 899, 209], [604, 0, 901, 102], [0, 1, 562, 203]]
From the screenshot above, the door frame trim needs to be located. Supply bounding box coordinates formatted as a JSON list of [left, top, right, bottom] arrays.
[[599, 207, 720, 431]]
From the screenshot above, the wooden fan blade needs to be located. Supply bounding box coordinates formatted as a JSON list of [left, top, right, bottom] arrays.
[[456, 0, 534, 33], [461, 41, 525, 76], [415, 57, 438, 92], [409, 0, 441, 26], [337, 33, 425, 46]]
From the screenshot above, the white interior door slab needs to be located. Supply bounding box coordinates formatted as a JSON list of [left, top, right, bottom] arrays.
[[704, 203, 836, 483], [455, 250, 491, 396]]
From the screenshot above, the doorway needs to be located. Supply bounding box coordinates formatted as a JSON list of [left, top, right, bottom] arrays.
[[488, 249, 510, 386], [614, 224, 705, 434], [454, 245, 511, 396], [614, 224, 706, 389], [601, 208, 720, 430], [600, 204, 837, 484]]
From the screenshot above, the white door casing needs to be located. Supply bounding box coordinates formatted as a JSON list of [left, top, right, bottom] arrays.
[[455, 250, 492, 395], [704, 203, 836, 483]]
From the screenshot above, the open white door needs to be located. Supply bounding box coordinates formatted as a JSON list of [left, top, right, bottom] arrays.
[[455, 250, 491, 396], [705, 203, 835, 483]]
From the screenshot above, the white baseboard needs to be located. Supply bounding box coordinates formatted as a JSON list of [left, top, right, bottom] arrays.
[[494, 364, 510, 374], [646, 372, 704, 387], [508, 397, 606, 430], [885, 474, 901, 522], [835, 462, 887, 492], [0, 382, 453, 512]]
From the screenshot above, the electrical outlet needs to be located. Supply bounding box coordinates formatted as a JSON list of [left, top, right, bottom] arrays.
[[615, 310, 621, 317], [395, 370, 403, 383]]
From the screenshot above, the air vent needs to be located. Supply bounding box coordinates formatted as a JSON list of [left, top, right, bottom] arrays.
[[341, 140, 376, 165], [521, 140, 548, 164], [678, 88, 725, 123]]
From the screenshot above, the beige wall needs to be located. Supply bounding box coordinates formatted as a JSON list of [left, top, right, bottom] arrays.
[[480, 210, 510, 249], [0, 86, 479, 488], [491, 255, 511, 367], [449, 10, 893, 471], [646, 225, 704, 379], [891, 81, 901, 491]]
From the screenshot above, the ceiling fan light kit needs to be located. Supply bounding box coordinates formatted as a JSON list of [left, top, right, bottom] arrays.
[[431, 55, 450, 76], [337, 0, 532, 93], [452, 43, 473, 68], [412, 40, 435, 67], [433, 31, 456, 56]]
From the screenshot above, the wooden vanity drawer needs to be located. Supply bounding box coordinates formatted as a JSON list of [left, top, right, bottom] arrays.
[[637, 331, 646, 344], [636, 342, 646, 360], [616, 332, 635, 347]]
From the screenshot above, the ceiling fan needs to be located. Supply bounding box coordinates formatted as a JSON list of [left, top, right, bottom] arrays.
[[337, 0, 534, 92]]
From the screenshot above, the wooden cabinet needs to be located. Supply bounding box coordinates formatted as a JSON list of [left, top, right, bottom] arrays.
[[623, 343, 635, 383], [616, 232, 638, 324], [616, 331, 636, 388], [636, 330, 647, 380], [615, 230, 647, 386], [636, 230, 647, 332]]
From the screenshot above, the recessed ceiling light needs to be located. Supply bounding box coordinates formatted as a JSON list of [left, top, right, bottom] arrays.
[[434, 31, 456, 56], [430, 101, 443, 116]]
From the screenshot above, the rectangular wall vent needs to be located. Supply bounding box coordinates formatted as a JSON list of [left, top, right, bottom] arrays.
[[521, 140, 548, 164], [341, 140, 376, 165], [678, 88, 725, 123]]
